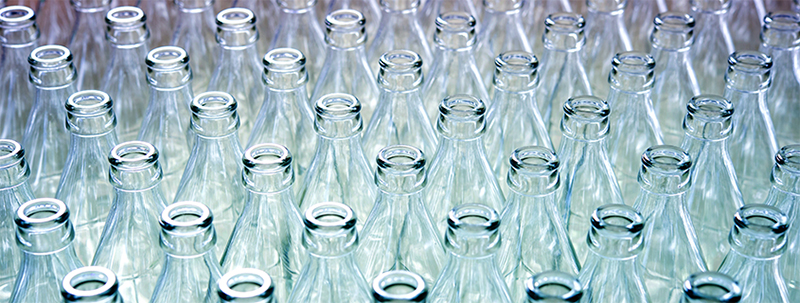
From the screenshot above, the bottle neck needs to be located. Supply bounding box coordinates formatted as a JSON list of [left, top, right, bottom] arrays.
[[559, 96, 610, 142], [728, 205, 788, 260], [768, 146, 800, 199], [608, 52, 655, 93], [542, 12, 586, 52], [724, 52, 772, 93], [29, 46, 77, 88], [314, 94, 363, 139], [507, 147, 560, 197], [302, 203, 359, 258], [242, 144, 294, 194], [263, 48, 308, 90], [109, 141, 163, 191], [637, 146, 692, 195], [436, 95, 486, 141], [0, 8, 38, 47], [380, 0, 420, 13], [216, 8, 258, 48], [433, 12, 477, 51], [65, 91, 117, 136], [586, 204, 644, 260], [0, 140, 30, 189], [105, 7, 149, 48], [586, 0, 626, 14], [375, 145, 426, 195], [444, 204, 500, 259], [650, 12, 695, 52], [378, 50, 424, 92], [493, 51, 538, 93], [16, 199, 76, 254], [159, 202, 218, 258], [682, 95, 733, 141], [324, 9, 367, 49]]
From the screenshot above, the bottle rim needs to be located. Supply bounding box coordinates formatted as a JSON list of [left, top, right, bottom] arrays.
[[563, 95, 610, 122], [544, 12, 585, 32], [160, 201, 213, 231], [191, 91, 238, 118], [146, 46, 190, 70], [315, 93, 361, 118], [525, 271, 583, 302], [16, 198, 69, 228], [376, 145, 425, 173], [106, 6, 146, 27], [0, 5, 35, 26], [509, 146, 559, 175], [217, 268, 275, 300], [243, 143, 293, 173], [682, 272, 742, 302], [108, 141, 159, 169], [216, 7, 255, 28], [447, 203, 500, 233], [640, 145, 692, 174], [263, 47, 306, 71], [438, 94, 486, 119], [653, 12, 695, 33], [590, 204, 644, 236], [29, 45, 72, 67], [686, 95, 733, 120], [727, 51, 772, 73], [61, 266, 119, 301], [379, 50, 423, 73], [732, 204, 789, 237], [0, 139, 24, 170], [303, 202, 357, 233], [495, 51, 538, 74], [775, 144, 800, 175], [372, 270, 428, 302], [66, 90, 114, 116]]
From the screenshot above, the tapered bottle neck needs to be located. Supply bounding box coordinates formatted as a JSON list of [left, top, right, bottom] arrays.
[[314, 93, 363, 139], [493, 51, 538, 93], [559, 96, 610, 143], [263, 48, 308, 90], [325, 9, 367, 49], [586, 204, 644, 260], [15, 198, 76, 254], [375, 145, 427, 195], [724, 51, 772, 93], [191, 91, 241, 138], [637, 145, 692, 195], [159, 201, 217, 258], [507, 147, 560, 197], [436, 95, 486, 141], [433, 12, 477, 51], [444, 204, 500, 259], [243, 144, 294, 194], [146, 46, 193, 89], [0, 140, 30, 189], [682, 95, 733, 142], [302, 202, 359, 258], [105, 6, 149, 49], [378, 50, 424, 92], [761, 11, 800, 51], [66, 90, 117, 137], [0, 5, 39, 47], [28, 45, 77, 88], [542, 13, 585, 53], [608, 52, 655, 94], [651, 12, 694, 52], [109, 141, 163, 192], [728, 205, 788, 260], [216, 8, 258, 49]]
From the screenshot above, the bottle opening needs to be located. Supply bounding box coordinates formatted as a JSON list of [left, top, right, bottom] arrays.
[[509, 146, 558, 172], [683, 272, 742, 302], [61, 267, 119, 301], [372, 270, 427, 301], [545, 12, 585, 32], [733, 204, 789, 236], [326, 9, 365, 30], [218, 268, 274, 300], [0, 5, 35, 24], [435, 12, 475, 32], [277, 0, 317, 10], [379, 0, 420, 11], [264, 48, 306, 70], [727, 51, 772, 72], [109, 141, 158, 168], [586, 0, 626, 12], [686, 95, 733, 121], [217, 8, 255, 27], [30, 45, 71, 65], [380, 50, 423, 72], [563, 96, 610, 121], [0, 139, 24, 169], [377, 145, 425, 171], [174, 0, 213, 10], [447, 204, 499, 232], [590, 204, 644, 235], [304, 202, 357, 232], [192, 91, 238, 117], [16, 198, 69, 227], [315, 93, 361, 117], [764, 11, 800, 31], [641, 145, 692, 173], [654, 12, 695, 32], [70, 0, 110, 10], [495, 51, 538, 74], [146, 46, 189, 69], [439, 95, 485, 118], [161, 201, 213, 230], [106, 6, 145, 25], [243, 144, 292, 171], [66, 90, 113, 115], [526, 271, 583, 302], [776, 145, 800, 174], [611, 52, 656, 74]]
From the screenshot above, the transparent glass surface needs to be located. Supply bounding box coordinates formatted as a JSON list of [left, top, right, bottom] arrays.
[[68, 0, 110, 90], [366, 0, 432, 76], [727, 0, 764, 51], [371, 270, 429, 303], [582, 0, 633, 99], [759, 11, 800, 147], [325, 0, 381, 45], [216, 268, 276, 303], [524, 271, 584, 303], [138, 0, 171, 48], [270, 0, 326, 89], [0, 6, 38, 144], [60, 266, 124, 303], [521, 0, 573, 56], [690, 0, 735, 95], [624, 0, 665, 52], [680, 272, 742, 303], [763, 145, 800, 300], [171, 0, 217, 93], [418, 0, 479, 44], [0, 140, 34, 303], [475, 0, 532, 91], [37, 0, 74, 46]]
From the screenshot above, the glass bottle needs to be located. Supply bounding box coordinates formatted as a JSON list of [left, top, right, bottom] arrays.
[[37, 0, 73, 46], [298, 93, 377, 231], [287, 202, 372, 303], [310, 9, 379, 124], [138, 46, 194, 202], [484, 51, 552, 195], [0, 140, 34, 302], [371, 270, 428, 303], [577, 204, 650, 303], [763, 145, 800, 300], [422, 95, 504, 235], [217, 268, 275, 303], [525, 271, 584, 303], [362, 50, 438, 171], [233, 0, 278, 56], [428, 204, 512, 303], [421, 12, 489, 124], [538, 12, 592, 148], [556, 96, 624, 264], [760, 11, 800, 147], [138, 0, 171, 48], [723, 51, 779, 204], [208, 7, 262, 141], [325, 0, 381, 44], [690, 0, 735, 95], [150, 201, 223, 303], [270, 0, 325, 88], [521, 0, 573, 56], [54, 90, 119, 265], [172, 0, 216, 93], [605, 52, 665, 201], [650, 12, 701, 146], [496, 147, 580, 302], [418, 0, 479, 42], [91, 141, 168, 303], [582, 0, 633, 99], [680, 272, 742, 303], [101, 6, 151, 143], [68, 0, 110, 90], [0, 5, 38, 144], [61, 266, 123, 303], [23, 44, 77, 198], [716, 204, 790, 302], [632, 145, 708, 303], [366, 0, 432, 76], [355, 145, 446, 285], [475, 0, 532, 91], [680, 95, 743, 271], [625, 0, 665, 52], [174, 91, 245, 258], [727, 0, 764, 51], [9, 198, 84, 303], [221, 143, 305, 303]]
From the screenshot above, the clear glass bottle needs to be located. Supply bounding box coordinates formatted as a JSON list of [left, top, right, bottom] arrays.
[[605, 52, 665, 201], [680, 95, 743, 271], [287, 202, 372, 303], [475, 0, 532, 91], [54, 90, 119, 265], [760, 11, 800, 147], [216, 268, 275, 303], [60, 266, 123, 303], [270, 0, 325, 88], [428, 204, 512, 303], [23, 44, 77, 198], [355, 145, 446, 285], [366, 0, 432, 76], [138, 46, 194, 202], [521, 0, 573, 56], [0, 5, 38, 144], [362, 50, 438, 171], [582, 0, 633, 99], [325, 0, 381, 44], [208, 7, 262, 141], [525, 271, 584, 303], [680, 272, 742, 303], [496, 147, 580, 302], [538, 12, 592, 148], [174, 91, 246, 258], [310, 9, 379, 124], [9, 198, 84, 303], [422, 95, 505, 235], [727, 0, 764, 51], [37, 0, 74, 46], [483, 51, 552, 195], [763, 145, 800, 300], [577, 204, 650, 303], [650, 12, 701, 146], [172, 0, 216, 94], [716, 204, 790, 302], [92, 141, 168, 303], [632, 145, 707, 303], [0, 140, 34, 302], [221, 143, 306, 303], [138, 0, 172, 48], [555, 96, 625, 264], [150, 201, 223, 303], [421, 12, 489, 124], [723, 51, 779, 204], [68, 0, 110, 90], [418, 0, 479, 43], [101, 6, 151, 143], [233, 0, 278, 56], [690, 0, 735, 95], [625, 0, 666, 52], [371, 270, 428, 303]]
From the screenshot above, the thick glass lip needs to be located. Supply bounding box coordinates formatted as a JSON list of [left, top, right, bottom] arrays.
[[263, 47, 306, 71], [217, 268, 275, 301], [433, 12, 476, 48], [653, 12, 695, 33], [303, 202, 357, 233], [243, 143, 293, 173], [509, 146, 559, 174], [525, 270, 583, 302], [29, 45, 72, 67], [611, 52, 656, 74], [764, 11, 800, 31], [146, 46, 190, 70], [495, 51, 538, 74], [439, 94, 485, 119], [160, 201, 213, 231], [379, 0, 420, 12], [325, 9, 365, 31], [732, 204, 789, 236], [690, 0, 731, 13], [0, 5, 35, 26], [727, 51, 772, 73], [682, 272, 742, 302], [61, 266, 119, 300], [563, 95, 609, 122], [686, 95, 733, 121], [0, 139, 24, 169], [216, 7, 255, 28], [640, 145, 692, 175], [775, 144, 800, 174], [108, 141, 158, 169], [315, 93, 361, 118], [191, 91, 238, 118], [377, 145, 425, 173], [105, 6, 146, 27], [545, 12, 585, 32], [380, 50, 423, 73], [447, 203, 500, 233], [590, 204, 644, 236], [66, 90, 113, 116], [372, 270, 428, 302], [15, 198, 69, 228]]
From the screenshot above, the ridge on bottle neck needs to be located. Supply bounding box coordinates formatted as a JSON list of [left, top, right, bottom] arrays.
[[683, 95, 733, 141], [242, 143, 294, 194], [542, 12, 585, 52], [105, 6, 149, 47], [380, 0, 420, 12], [277, 0, 316, 11], [108, 141, 162, 191], [314, 93, 363, 139], [146, 46, 192, 89], [71, 0, 110, 13], [433, 12, 477, 50], [191, 91, 241, 137], [378, 50, 424, 92], [159, 201, 217, 257], [263, 47, 308, 89], [608, 52, 655, 93], [682, 272, 742, 303], [761, 11, 800, 50], [371, 270, 428, 302], [28, 45, 77, 88], [586, 0, 626, 14], [651, 12, 694, 52], [302, 202, 359, 257], [61, 266, 122, 302], [493, 51, 538, 92], [174, 0, 213, 12], [724, 51, 772, 92], [217, 268, 275, 303], [216, 8, 258, 48], [325, 9, 367, 49], [15, 198, 75, 254], [560, 96, 610, 142], [483, 0, 523, 13], [525, 271, 583, 302], [0, 139, 30, 189], [637, 145, 692, 195], [376, 145, 427, 195], [65, 90, 117, 136], [728, 204, 788, 260], [770, 145, 800, 195], [444, 204, 501, 259], [690, 0, 730, 14], [507, 146, 560, 197], [436, 94, 486, 140], [0, 5, 38, 46], [586, 204, 644, 260]]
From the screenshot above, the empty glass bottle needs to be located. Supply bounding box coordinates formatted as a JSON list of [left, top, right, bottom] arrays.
[[428, 204, 512, 303], [760, 11, 800, 147], [217, 268, 275, 303], [521, 0, 573, 56], [298, 93, 377, 231], [325, 0, 381, 44], [91, 141, 167, 303], [355, 145, 446, 285], [525, 271, 584, 303], [716, 204, 790, 302], [366, 0, 432, 76], [150, 201, 223, 303], [310, 9, 379, 124], [287, 202, 372, 303], [138, 0, 171, 48], [138, 46, 194, 202], [727, 0, 764, 51], [61, 266, 123, 303], [23, 45, 77, 198], [578, 204, 650, 303], [233, 0, 278, 56], [221, 144, 305, 303], [270, 0, 325, 88], [362, 50, 438, 171], [496, 147, 580, 302], [723, 51, 779, 204], [0, 6, 38, 144], [174, 91, 246, 258], [172, 0, 216, 93], [681, 272, 742, 303], [0, 140, 34, 302], [690, 0, 735, 95], [37, 0, 73, 46], [208, 7, 262, 141], [9, 198, 83, 303], [650, 12, 701, 146], [538, 12, 592, 148], [763, 145, 800, 300], [582, 0, 633, 99], [418, 0, 479, 42], [475, 0, 532, 91], [605, 52, 665, 201], [68, 0, 110, 90], [625, 0, 665, 52], [371, 270, 428, 303], [421, 12, 489, 124]]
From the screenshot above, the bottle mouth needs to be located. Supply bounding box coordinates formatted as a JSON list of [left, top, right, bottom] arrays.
[[61, 266, 119, 301], [324, 9, 367, 48], [682, 272, 742, 302], [372, 270, 428, 302], [191, 91, 239, 118], [545, 12, 585, 32], [66, 90, 113, 116], [277, 0, 317, 10], [589, 204, 644, 242], [508, 146, 559, 176], [732, 204, 789, 238], [108, 141, 159, 170], [216, 7, 255, 29], [586, 0, 626, 13], [106, 6, 146, 28], [611, 52, 656, 74], [15, 198, 70, 229], [243, 144, 292, 174], [160, 201, 214, 233], [380, 50, 423, 74], [764, 11, 800, 31], [315, 93, 361, 119], [303, 202, 357, 234], [483, 0, 523, 12], [0, 139, 24, 170], [264, 47, 306, 72], [775, 144, 800, 174], [146, 46, 190, 70], [640, 145, 692, 175], [217, 268, 275, 301], [447, 203, 500, 234], [727, 51, 772, 73], [438, 94, 485, 119], [686, 95, 734, 121], [525, 271, 583, 302], [29, 45, 72, 68], [654, 12, 695, 33], [377, 145, 425, 173], [0, 5, 35, 27], [434, 12, 477, 48], [562, 95, 610, 122]]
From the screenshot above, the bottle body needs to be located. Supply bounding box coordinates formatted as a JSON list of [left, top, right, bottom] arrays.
[[0, 6, 38, 144], [0, 140, 35, 302], [171, 0, 217, 93], [68, 1, 110, 90]]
